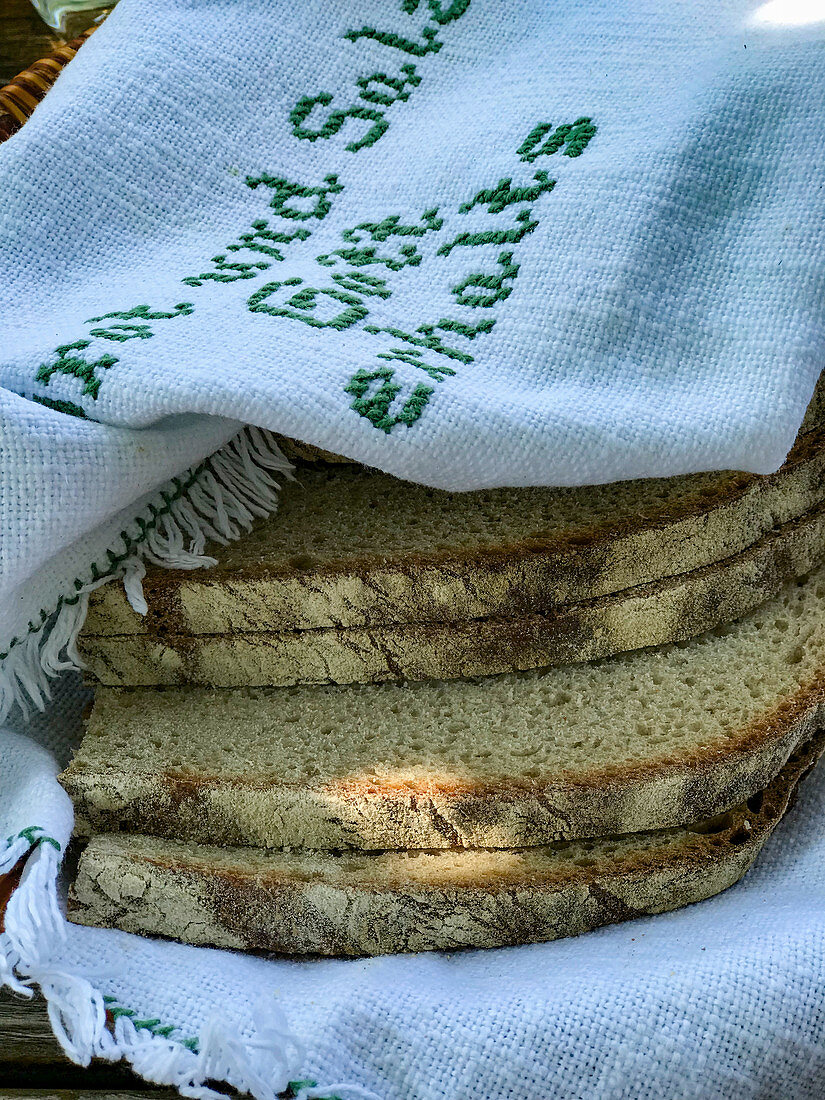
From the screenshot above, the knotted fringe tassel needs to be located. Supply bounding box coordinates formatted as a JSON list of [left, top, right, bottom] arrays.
[[0, 832, 44, 995], [1, 839, 380, 1099], [0, 425, 295, 722], [0, 421, 383, 1098]]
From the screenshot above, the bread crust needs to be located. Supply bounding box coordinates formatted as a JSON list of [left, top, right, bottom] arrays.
[[79, 499, 825, 688], [66, 731, 824, 956], [62, 671, 824, 851], [81, 427, 825, 638]]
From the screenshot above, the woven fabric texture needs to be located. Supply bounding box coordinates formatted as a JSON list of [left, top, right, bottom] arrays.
[[2, 1, 825, 1096]]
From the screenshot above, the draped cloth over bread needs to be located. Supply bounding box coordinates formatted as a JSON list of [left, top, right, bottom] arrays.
[[2, 2, 825, 1097]]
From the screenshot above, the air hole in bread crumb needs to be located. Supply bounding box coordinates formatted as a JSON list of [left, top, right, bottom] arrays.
[[690, 811, 735, 835], [746, 791, 764, 813]]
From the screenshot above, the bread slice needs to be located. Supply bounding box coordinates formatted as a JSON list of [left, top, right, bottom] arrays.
[[66, 731, 824, 957], [78, 500, 825, 687], [82, 422, 825, 641], [273, 437, 356, 465], [62, 566, 825, 851]]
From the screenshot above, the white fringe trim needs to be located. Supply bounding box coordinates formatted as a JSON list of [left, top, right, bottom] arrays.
[[0, 425, 294, 723], [0, 833, 41, 996], [0, 423, 383, 1098], [1, 840, 380, 1099]]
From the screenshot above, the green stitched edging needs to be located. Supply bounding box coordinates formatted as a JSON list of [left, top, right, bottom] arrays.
[[4, 826, 61, 852], [284, 1080, 342, 1100], [103, 995, 199, 1051], [0, 451, 215, 662], [101, 998, 340, 1098]]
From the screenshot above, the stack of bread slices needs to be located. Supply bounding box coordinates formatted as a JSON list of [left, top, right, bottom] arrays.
[[61, 380, 825, 957]]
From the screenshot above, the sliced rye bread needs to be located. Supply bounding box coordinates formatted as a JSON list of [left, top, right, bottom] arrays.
[[274, 437, 356, 465], [82, 418, 825, 642], [78, 500, 825, 687], [66, 730, 825, 957], [62, 566, 825, 851]]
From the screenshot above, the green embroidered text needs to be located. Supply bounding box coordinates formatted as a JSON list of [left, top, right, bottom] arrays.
[[35, 341, 118, 401], [517, 116, 596, 162], [297, 2, 473, 152], [345, 365, 433, 432]]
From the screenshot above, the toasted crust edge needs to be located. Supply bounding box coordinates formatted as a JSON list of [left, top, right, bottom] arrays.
[[82, 426, 825, 636], [79, 499, 825, 689], [66, 729, 824, 956], [61, 670, 825, 851]]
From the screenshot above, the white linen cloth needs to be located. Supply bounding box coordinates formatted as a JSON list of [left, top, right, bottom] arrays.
[[2, 1, 825, 1095]]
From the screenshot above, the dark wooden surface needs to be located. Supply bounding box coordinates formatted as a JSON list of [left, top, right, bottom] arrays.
[[0, 0, 69, 85], [0, 988, 180, 1094], [0, 9, 179, 1096], [0, 1092, 175, 1098]]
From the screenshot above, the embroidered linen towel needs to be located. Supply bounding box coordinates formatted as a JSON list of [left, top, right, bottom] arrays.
[[3, 0, 822, 495], [3, 1, 825, 1096]]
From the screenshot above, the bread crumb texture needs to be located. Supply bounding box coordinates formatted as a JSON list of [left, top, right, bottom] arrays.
[[82, 428, 825, 636], [63, 568, 825, 849], [67, 731, 823, 956]]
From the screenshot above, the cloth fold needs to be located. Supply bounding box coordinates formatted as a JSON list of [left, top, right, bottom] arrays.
[[2, 1, 825, 1096]]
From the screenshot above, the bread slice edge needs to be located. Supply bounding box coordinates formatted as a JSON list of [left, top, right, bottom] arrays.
[[66, 728, 825, 956], [79, 499, 825, 688], [82, 426, 825, 637], [62, 672, 825, 851]]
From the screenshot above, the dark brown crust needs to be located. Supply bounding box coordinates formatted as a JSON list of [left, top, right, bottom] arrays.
[[62, 672, 824, 850], [79, 498, 825, 688], [66, 730, 825, 956], [81, 423, 825, 638], [100, 424, 825, 585], [170, 731, 818, 889], [273, 437, 359, 465]]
